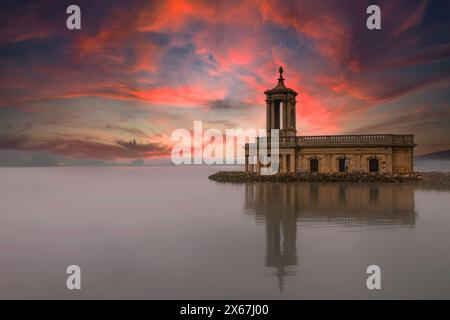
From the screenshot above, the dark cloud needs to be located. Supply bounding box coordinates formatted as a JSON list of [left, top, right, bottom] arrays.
[[15, 122, 33, 134], [0, 134, 170, 160], [375, 74, 450, 103], [350, 107, 450, 134], [0, 0, 449, 162], [207, 98, 254, 110], [208, 99, 232, 110], [382, 43, 450, 70], [106, 125, 148, 138], [0, 134, 27, 149], [85, 136, 100, 141], [206, 120, 239, 128], [116, 139, 169, 154]]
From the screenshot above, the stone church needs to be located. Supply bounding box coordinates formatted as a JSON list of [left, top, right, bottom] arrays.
[[245, 67, 416, 174]]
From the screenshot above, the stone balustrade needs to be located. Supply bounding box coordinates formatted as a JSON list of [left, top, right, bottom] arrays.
[[254, 134, 415, 147], [296, 134, 415, 147]]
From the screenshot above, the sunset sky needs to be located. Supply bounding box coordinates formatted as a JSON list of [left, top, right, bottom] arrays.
[[1, 0, 449, 164]]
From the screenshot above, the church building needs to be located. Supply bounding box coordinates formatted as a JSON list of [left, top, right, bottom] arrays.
[[245, 67, 416, 174]]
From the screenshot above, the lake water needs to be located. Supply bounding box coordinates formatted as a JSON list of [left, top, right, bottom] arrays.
[[0, 166, 449, 299]]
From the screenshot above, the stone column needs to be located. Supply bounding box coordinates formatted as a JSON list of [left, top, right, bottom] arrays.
[[292, 99, 296, 130], [290, 153, 296, 172], [387, 153, 393, 174], [292, 102, 295, 130], [285, 99, 289, 131], [362, 155, 367, 172], [282, 154, 287, 173], [286, 99, 290, 130], [271, 101, 275, 128]]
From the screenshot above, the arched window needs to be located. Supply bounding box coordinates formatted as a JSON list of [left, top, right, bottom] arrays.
[[310, 158, 319, 173], [369, 158, 379, 173]]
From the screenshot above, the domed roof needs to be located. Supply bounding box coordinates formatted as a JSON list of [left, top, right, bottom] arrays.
[[264, 66, 297, 96]]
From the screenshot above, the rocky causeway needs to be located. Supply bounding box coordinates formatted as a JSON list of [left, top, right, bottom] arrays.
[[209, 171, 450, 187]]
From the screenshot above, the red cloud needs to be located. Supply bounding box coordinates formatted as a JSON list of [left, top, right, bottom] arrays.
[[1, 0, 449, 161], [131, 85, 227, 108], [393, 1, 428, 37]]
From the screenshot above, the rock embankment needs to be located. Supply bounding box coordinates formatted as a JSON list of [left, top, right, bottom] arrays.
[[208, 171, 426, 183]]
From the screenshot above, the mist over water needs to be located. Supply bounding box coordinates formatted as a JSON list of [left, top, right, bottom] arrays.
[[415, 159, 450, 172], [0, 166, 449, 299]]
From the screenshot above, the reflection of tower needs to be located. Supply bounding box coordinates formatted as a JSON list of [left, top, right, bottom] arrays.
[[246, 183, 298, 292], [265, 200, 297, 292]]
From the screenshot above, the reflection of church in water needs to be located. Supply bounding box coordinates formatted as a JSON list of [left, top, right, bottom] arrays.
[[245, 183, 416, 292]]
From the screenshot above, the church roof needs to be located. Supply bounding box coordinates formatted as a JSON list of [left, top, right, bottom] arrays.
[[264, 66, 298, 96]]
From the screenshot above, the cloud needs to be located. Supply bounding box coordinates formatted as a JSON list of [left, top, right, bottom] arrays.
[[351, 106, 432, 134], [374, 75, 450, 103], [0, 134, 170, 160], [0, 0, 449, 161], [116, 139, 169, 155], [393, 1, 428, 37], [0, 135, 27, 149], [382, 43, 450, 69], [206, 120, 240, 128], [207, 98, 255, 110], [106, 125, 148, 138]]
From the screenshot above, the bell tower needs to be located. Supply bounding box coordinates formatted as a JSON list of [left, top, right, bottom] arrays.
[[264, 67, 298, 137]]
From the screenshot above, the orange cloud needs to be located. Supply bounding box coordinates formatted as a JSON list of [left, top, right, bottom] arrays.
[[131, 85, 227, 108]]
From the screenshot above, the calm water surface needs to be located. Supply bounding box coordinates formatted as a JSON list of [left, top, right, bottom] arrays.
[[0, 167, 449, 299]]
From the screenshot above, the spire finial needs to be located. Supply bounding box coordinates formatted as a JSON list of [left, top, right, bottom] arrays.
[[277, 66, 285, 87]]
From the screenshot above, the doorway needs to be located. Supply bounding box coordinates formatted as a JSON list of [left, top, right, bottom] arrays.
[[310, 159, 319, 173], [338, 158, 347, 172], [369, 158, 379, 172]]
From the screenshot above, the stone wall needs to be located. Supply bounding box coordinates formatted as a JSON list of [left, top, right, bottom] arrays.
[[296, 147, 391, 173], [245, 136, 415, 175], [392, 147, 414, 174], [277, 146, 395, 174]]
